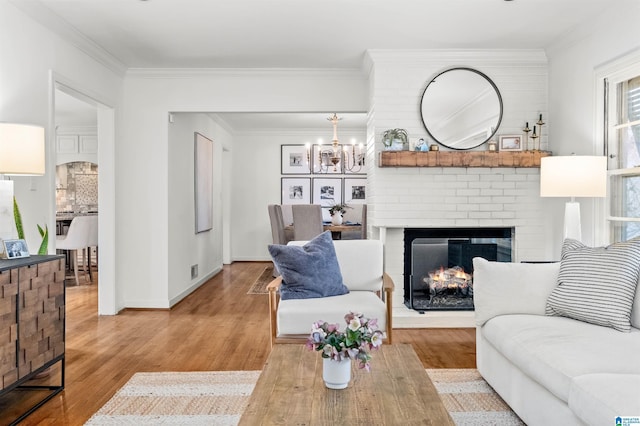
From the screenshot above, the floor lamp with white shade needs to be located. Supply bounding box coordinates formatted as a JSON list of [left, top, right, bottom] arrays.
[[0, 123, 46, 240], [540, 155, 607, 242]]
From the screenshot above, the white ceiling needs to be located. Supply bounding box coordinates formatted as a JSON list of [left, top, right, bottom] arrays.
[[21, 0, 618, 130], [15, 0, 617, 69]]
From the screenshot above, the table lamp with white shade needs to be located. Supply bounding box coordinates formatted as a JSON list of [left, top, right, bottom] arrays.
[[0, 123, 46, 240], [540, 155, 607, 242]]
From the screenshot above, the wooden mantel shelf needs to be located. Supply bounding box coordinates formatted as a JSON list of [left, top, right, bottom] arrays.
[[379, 150, 552, 168]]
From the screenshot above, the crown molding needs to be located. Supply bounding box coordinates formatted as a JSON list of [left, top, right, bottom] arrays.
[[365, 49, 548, 66], [126, 67, 367, 79], [9, 0, 127, 76]]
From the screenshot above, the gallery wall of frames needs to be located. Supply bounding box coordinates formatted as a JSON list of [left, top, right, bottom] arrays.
[[280, 144, 367, 211]]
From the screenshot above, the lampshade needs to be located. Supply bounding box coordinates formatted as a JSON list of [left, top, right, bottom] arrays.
[[0, 123, 45, 175], [540, 156, 607, 198]]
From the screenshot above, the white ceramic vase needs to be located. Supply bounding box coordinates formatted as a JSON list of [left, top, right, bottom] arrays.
[[331, 214, 343, 225], [322, 357, 351, 389]]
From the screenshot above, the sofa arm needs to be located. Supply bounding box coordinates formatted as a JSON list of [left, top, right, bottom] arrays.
[[473, 257, 560, 326]]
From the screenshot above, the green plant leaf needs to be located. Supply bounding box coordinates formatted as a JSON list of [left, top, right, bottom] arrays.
[[13, 197, 25, 240], [37, 225, 48, 255]]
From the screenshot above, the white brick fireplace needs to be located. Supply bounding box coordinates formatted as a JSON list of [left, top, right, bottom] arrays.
[[364, 50, 555, 327]]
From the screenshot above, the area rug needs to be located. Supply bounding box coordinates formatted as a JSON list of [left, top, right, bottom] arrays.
[[426, 368, 524, 425], [85, 369, 523, 425], [246, 265, 274, 294]]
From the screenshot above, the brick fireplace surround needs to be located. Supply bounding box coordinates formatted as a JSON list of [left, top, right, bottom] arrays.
[[369, 166, 549, 328], [363, 50, 552, 327]]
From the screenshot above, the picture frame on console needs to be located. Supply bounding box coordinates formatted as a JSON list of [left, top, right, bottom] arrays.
[[499, 135, 523, 151], [1, 238, 30, 259]]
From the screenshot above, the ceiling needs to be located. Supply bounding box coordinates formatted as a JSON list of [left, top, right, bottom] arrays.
[[23, 0, 617, 130], [14, 0, 617, 69]]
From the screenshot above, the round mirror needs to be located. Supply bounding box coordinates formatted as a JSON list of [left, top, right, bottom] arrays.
[[420, 67, 503, 150]]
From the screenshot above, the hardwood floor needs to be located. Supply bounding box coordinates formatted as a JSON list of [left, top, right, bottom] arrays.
[[3, 261, 476, 425]]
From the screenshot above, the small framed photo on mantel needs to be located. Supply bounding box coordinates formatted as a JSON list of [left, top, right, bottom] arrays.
[[499, 135, 523, 152]]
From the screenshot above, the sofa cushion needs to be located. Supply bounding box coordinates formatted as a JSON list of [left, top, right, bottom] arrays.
[[482, 315, 640, 403], [546, 237, 640, 332], [268, 231, 349, 300], [276, 291, 387, 336], [473, 258, 560, 326], [569, 373, 640, 426]]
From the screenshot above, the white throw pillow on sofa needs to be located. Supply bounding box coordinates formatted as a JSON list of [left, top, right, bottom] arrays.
[[546, 238, 640, 332], [473, 257, 561, 326]]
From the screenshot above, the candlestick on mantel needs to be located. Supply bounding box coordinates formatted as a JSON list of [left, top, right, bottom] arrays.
[[523, 122, 531, 151], [536, 114, 545, 152]]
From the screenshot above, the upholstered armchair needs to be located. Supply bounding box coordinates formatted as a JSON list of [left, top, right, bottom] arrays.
[[267, 236, 394, 346]]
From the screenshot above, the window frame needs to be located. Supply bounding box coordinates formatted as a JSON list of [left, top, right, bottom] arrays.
[[596, 51, 640, 243]]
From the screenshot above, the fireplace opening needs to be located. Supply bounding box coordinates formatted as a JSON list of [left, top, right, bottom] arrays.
[[404, 228, 513, 312]]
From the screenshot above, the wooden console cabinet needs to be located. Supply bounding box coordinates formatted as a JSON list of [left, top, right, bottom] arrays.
[[0, 255, 65, 424]]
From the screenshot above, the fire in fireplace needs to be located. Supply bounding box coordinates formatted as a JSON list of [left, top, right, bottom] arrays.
[[404, 228, 513, 312]]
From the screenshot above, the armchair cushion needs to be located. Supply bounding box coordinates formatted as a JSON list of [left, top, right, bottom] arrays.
[[277, 291, 387, 335], [268, 231, 349, 300]]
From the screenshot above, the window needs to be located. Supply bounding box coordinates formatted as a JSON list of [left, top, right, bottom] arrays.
[[606, 73, 640, 241]]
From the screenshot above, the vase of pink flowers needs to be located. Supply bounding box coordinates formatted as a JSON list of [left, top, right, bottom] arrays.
[[306, 312, 383, 389]]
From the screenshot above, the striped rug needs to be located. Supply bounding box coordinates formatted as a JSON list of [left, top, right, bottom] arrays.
[[85, 369, 523, 425]]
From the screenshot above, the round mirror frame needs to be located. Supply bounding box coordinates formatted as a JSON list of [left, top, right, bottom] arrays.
[[419, 67, 503, 150]]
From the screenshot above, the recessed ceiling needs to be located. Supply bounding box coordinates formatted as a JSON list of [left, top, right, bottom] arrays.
[[12, 0, 619, 69]]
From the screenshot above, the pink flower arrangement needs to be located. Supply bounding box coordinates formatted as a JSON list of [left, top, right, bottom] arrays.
[[306, 312, 383, 371]]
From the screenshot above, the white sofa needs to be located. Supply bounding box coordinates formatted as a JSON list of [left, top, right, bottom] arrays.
[[473, 258, 640, 426]]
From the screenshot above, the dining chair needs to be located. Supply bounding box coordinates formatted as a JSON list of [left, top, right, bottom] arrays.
[[268, 204, 291, 277], [292, 204, 324, 240], [56, 215, 98, 286]]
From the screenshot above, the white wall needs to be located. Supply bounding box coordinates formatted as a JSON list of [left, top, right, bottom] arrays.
[[167, 113, 228, 306], [120, 69, 367, 308], [547, 1, 640, 252], [0, 1, 122, 252], [230, 129, 366, 261]]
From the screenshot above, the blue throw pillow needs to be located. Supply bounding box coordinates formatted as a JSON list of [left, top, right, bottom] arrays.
[[268, 231, 349, 300]]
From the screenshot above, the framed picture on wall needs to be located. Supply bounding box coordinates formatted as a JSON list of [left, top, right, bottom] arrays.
[[281, 144, 310, 174], [312, 178, 342, 207], [312, 144, 343, 174], [343, 144, 366, 175], [281, 178, 311, 204], [194, 132, 213, 233], [499, 135, 523, 151], [343, 178, 367, 204]]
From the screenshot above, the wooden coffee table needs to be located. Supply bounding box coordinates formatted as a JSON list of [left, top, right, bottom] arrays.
[[239, 344, 454, 425]]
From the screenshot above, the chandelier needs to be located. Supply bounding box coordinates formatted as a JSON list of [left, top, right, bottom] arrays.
[[307, 113, 365, 174]]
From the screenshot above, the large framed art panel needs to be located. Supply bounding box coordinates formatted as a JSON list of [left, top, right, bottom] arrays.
[[194, 132, 213, 233]]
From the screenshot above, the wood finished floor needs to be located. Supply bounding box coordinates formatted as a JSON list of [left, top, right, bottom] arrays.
[[4, 261, 476, 426]]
